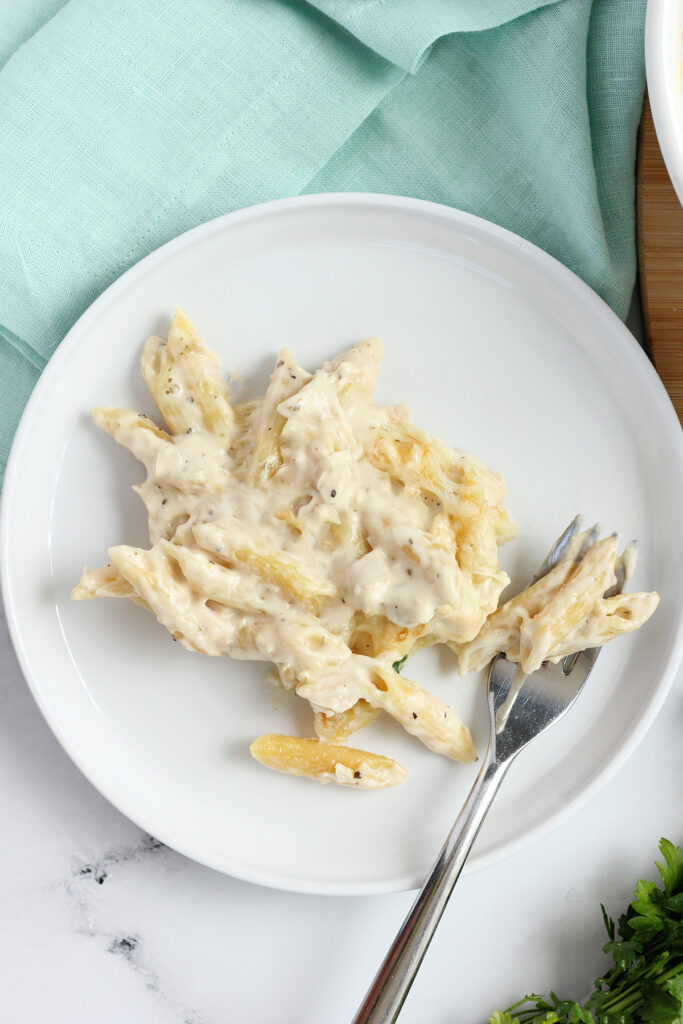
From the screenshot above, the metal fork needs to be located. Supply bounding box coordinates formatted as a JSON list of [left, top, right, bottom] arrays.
[[352, 516, 626, 1024]]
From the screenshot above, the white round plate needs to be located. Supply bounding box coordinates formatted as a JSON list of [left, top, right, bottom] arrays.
[[2, 195, 682, 895], [646, 0, 683, 206]]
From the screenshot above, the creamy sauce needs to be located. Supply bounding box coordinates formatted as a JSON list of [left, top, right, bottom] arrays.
[[332, 760, 407, 789], [76, 325, 660, 776], [91, 338, 516, 758]]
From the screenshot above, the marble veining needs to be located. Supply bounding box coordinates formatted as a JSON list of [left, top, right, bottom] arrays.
[[62, 833, 210, 1024], [73, 832, 166, 889], [2, 585, 683, 1023]]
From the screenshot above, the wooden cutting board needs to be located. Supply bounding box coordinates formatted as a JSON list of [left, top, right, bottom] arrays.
[[637, 96, 683, 424]]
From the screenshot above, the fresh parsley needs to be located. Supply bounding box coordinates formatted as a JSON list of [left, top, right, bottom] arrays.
[[490, 839, 683, 1024], [392, 654, 408, 673]]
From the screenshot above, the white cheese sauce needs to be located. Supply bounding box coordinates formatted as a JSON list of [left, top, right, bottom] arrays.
[[107, 339, 515, 738]]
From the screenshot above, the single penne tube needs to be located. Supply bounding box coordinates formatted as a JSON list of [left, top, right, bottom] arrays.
[[92, 407, 171, 466], [249, 409, 285, 481], [71, 563, 152, 612], [194, 522, 337, 614], [156, 540, 274, 615], [249, 734, 407, 789], [313, 701, 380, 743], [349, 615, 426, 659], [93, 404, 227, 498], [319, 337, 383, 404], [546, 591, 660, 660], [229, 543, 336, 614], [140, 309, 234, 439], [353, 661, 477, 763], [229, 399, 261, 467], [248, 349, 311, 482]]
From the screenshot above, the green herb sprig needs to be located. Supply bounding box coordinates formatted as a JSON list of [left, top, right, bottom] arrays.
[[490, 839, 683, 1024]]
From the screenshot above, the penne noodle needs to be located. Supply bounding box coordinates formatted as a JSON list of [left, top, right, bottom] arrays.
[[546, 591, 660, 660], [76, 311, 659, 792], [140, 308, 235, 439], [72, 562, 152, 612], [314, 701, 380, 743], [518, 537, 618, 673], [194, 522, 337, 615], [455, 534, 657, 676], [250, 734, 407, 789], [93, 407, 171, 465], [248, 349, 311, 482], [358, 662, 477, 764]]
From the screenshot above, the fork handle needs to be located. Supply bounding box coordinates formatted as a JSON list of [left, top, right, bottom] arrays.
[[351, 750, 510, 1024]]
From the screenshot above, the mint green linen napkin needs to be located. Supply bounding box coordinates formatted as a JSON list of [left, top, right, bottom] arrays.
[[0, 0, 646, 479]]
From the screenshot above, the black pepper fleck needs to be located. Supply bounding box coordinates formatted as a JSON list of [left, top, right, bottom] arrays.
[[412, 712, 417, 720], [108, 936, 138, 958], [330, 489, 336, 498], [353, 771, 362, 779], [79, 864, 107, 885]]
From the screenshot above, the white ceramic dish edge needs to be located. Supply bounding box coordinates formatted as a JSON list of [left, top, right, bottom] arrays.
[[2, 194, 683, 894]]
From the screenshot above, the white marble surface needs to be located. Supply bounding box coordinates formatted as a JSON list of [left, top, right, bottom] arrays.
[[2, 589, 682, 1024], [2, 292, 682, 1023]]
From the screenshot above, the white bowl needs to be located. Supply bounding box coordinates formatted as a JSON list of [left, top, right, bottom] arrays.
[[2, 194, 682, 894], [646, 0, 683, 204]]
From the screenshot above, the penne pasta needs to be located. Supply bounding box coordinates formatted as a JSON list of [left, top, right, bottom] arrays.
[[92, 407, 171, 465], [140, 308, 235, 439], [250, 734, 407, 789], [314, 701, 380, 743], [72, 562, 152, 612], [455, 533, 658, 676], [248, 349, 311, 483], [75, 311, 658, 790]]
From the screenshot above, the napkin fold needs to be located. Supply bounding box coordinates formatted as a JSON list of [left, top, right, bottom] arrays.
[[0, 0, 646, 478]]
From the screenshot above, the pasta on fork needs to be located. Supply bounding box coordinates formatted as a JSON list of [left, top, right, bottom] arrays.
[[73, 310, 658, 788]]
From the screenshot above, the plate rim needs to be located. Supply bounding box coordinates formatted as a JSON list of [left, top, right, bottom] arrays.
[[645, 0, 683, 206], [2, 192, 683, 894]]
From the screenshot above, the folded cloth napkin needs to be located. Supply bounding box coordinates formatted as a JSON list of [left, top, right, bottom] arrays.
[[0, 0, 645, 479]]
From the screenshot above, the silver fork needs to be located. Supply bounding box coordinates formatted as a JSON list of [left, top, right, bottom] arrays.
[[352, 516, 626, 1024]]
